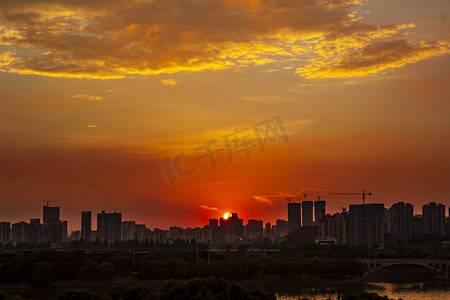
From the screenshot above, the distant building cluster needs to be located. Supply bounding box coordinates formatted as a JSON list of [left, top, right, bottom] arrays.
[[0, 207, 287, 247], [0, 205, 68, 247], [0, 200, 448, 248], [318, 201, 449, 248]]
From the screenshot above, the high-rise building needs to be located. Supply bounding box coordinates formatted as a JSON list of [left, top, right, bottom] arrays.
[[62, 220, 68, 244], [448, 207, 450, 235], [302, 201, 314, 226], [207, 219, 220, 245], [42, 205, 66, 245], [70, 231, 81, 241], [122, 221, 136, 241], [276, 219, 288, 237], [0, 222, 10, 244], [29, 219, 43, 244], [423, 202, 445, 236], [314, 201, 326, 224], [219, 213, 243, 243], [209, 219, 219, 228], [135, 224, 148, 241], [388, 202, 413, 240], [43, 206, 60, 226], [81, 211, 91, 243], [246, 219, 263, 239], [97, 211, 122, 243], [318, 212, 348, 245], [90, 230, 97, 242], [97, 212, 107, 242], [288, 203, 301, 233], [348, 204, 385, 248], [265, 222, 272, 237], [43, 205, 59, 243], [11, 221, 29, 244], [413, 214, 423, 236]]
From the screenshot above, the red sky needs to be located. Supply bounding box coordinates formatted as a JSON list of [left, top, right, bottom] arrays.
[[0, 0, 449, 231]]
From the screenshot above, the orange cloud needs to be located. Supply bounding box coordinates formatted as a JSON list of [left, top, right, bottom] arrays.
[[0, 0, 447, 79], [297, 40, 450, 78]]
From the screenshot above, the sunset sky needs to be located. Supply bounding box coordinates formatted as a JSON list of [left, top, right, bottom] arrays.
[[0, 0, 449, 231]]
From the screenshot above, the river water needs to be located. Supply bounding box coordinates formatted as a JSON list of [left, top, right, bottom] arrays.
[[275, 281, 450, 299]]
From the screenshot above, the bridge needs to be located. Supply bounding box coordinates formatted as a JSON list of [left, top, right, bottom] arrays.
[[361, 258, 450, 280]]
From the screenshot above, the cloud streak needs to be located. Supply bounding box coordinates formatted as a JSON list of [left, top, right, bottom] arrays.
[[161, 79, 178, 86], [296, 187, 331, 195], [199, 205, 220, 212], [0, 0, 447, 79], [252, 196, 275, 207], [74, 94, 104, 101]]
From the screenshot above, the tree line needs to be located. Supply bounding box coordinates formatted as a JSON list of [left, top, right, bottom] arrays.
[[1, 243, 448, 284], [2, 277, 276, 300], [0, 248, 365, 284]]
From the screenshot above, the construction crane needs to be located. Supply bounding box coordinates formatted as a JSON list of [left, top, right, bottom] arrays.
[[286, 193, 313, 203], [330, 189, 372, 205], [286, 197, 303, 203], [42, 200, 65, 206]]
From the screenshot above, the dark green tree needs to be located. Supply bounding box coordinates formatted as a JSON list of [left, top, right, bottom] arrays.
[[80, 259, 99, 280], [0, 251, 20, 283], [138, 259, 169, 279], [98, 261, 115, 280], [108, 286, 156, 300], [31, 261, 54, 287]]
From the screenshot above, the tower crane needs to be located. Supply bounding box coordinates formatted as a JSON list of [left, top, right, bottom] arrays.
[[286, 197, 303, 203], [42, 200, 65, 206], [330, 189, 372, 205], [286, 193, 313, 203], [316, 195, 325, 201]]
